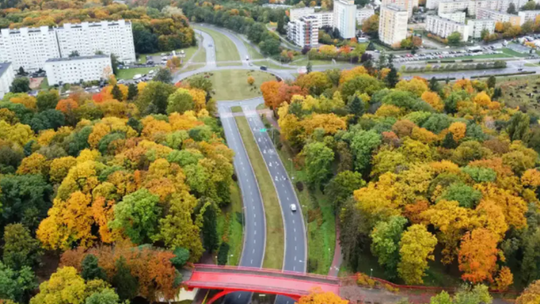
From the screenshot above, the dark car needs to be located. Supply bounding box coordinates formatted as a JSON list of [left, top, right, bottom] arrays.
[[260, 66, 267, 71]]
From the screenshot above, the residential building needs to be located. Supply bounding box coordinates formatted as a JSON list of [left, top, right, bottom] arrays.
[[439, 11, 466, 22], [467, 18, 496, 38], [437, 0, 469, 14], [477, 8, 521, 25], [498, 0, 529, 13], [287, 15, 319, 47], [379, 5, 409, 45], [55, 20, 136, 63], [334, 0, 357, 38], [382, 0, 419, 18], [469, 0, 500, 16], [313, 11, 334, 27], [44, 55, 112, 86], [289, 7, 315, 21], [356, 5, 375, 24], [0, 26, 60, 72], [426, 15, 469, 40], [518, 10, 540, 24], [0, 62, 15, 99], [0, 20, 135, 72]]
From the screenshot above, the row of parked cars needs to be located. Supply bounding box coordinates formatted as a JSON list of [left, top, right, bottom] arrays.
[[393, 49, 501, 62]]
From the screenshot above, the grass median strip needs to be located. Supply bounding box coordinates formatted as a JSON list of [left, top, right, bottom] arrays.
[[235, 116, 284, 270]]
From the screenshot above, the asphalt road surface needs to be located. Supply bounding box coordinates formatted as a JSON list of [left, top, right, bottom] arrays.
[[218, 101, 266, 304], [199, 24, 251, 66], [241, 98, 307, 304], [195, 29, 217, 68]]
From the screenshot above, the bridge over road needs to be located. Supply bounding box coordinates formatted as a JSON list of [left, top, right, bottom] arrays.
[[184, 265, 340, 304]]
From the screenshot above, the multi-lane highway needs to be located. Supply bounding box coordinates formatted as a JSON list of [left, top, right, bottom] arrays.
[[194, 29, 217, 68], [218, 102, 266, 304]]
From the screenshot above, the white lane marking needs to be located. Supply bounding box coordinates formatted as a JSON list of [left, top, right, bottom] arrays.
[[238, 295, 242, 299], [294, 228, 296, 232], [254, 230, 257, 235], [253, 249, 255, 253], [294, 256, 297, 261], [269, 162, 272, 167], [292, 220, 295, 224], [254, 222, 256, 226], [287, 197, 290, 201], [275, 176, 278, 181], [295, 237, 297, 241], [254, 214, 256, 218], [251, 259, 253, 264], [293, 266, 296, 271], [254, 239, 256, 244]]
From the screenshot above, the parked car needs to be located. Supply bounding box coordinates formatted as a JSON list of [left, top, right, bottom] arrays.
[[260, 66, 267, 71]]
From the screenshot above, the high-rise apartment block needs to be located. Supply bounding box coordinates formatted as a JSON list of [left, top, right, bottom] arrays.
[[426, 15, 470, 40], [313, 11, 334, 27], [439, 11, 467, 22], [382, 0, 419, 18], [477, 8, 521, 25], [0, 20, 136, 72], [466, 19, 496, 38], [287, 15, 319, 47], [333, 0, 357, 39], [289, 7, 316, 21], [0, 62, 14, 99], [518, 10, 540, 24], [379, 5, 409, 45], [44, 55, 112, 86]]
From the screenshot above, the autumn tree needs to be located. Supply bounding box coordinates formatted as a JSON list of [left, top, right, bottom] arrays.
[[30, 267, 87, 304], [398, 224, 437, 284], [247, 76, 255, 85], [325, 171, 365, 210], [371, 216, 408, 279], [297, 288, 348, 304], [517, 280, 540, 304], [458, 228, 499, 283]]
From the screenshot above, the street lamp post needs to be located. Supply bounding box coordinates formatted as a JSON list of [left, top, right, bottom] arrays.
[[370, 268, 373, 278]]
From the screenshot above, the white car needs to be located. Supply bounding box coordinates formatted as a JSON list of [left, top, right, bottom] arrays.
[[290, 204, 297, 212]]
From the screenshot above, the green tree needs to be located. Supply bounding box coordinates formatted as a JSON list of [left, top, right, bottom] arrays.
[[398, 224, 437, 284], [386, 66, 399, 88], [326, 170, 365, 210], [69, 50, 80, 57], [36, 90, 60, 112], [9, 78, 30, 93], [170, 247, 190, 268], [200, 200, 219, 252], [481, 29, 490, 41], [2, 223, 42, 270], [259, 38, 281, 55], [348, 95, 365, 124], [127, 83, 138, 100], [306, 61, 313, 74], [85, 288, 122, 304], [167, 89, 194, 114], [112, 257, 138, 301], [522, 0, 537, 10], [81, 254, 107, 281], [111, 85, 123, 101], [453, 284, 492, 304], [303, 142, 334, 187], [153, 68, 173, 83], [277, 16, 286, 35], [0, 174, 53, 231], [429, 77, 441, 92], [439, 183, 482, 208], [0, 262, 37, 303], [135, 81, 176, 114], [507, 2, 517, 13], [447, 32, 462, 46], [371, 216, 408, 279], [507, 112, 530, 141], [350, 129, 382, 172], [430, 291, 453, 304], [109, 189, 162, 244], [217, 242, 230, 265], [341, 74, 383, 99], [187, 75, 213, 97], [111, 54, 119, 76], [487, 76, 496, 89]]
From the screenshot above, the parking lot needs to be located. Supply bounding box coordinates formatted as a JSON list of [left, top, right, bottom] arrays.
[[393, 46, 505, 63]]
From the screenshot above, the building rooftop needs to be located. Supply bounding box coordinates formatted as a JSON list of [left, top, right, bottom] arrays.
[[427, 14, 466, 25], [383, 4, 408, 11], [0, 62, 11, 77], [45, 55, 110, 63]]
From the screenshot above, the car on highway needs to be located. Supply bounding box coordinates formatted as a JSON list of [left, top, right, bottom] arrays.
[[290, 204, 297, 212]]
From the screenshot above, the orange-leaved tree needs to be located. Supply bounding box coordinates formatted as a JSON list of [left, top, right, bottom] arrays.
[[458, 228, 499, 283], [296, 288, 348, 304]]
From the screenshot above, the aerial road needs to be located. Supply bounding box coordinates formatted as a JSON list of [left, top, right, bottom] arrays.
[[241, 98, 308, 304], [218, 102, 266, 304]]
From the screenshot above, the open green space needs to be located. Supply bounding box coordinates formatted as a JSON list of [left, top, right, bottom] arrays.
[[243, 41, 265, 60], [217, 182, 244, 266], [252, 60, 290, 70], [450, 53, 510, 60], [231, 106, 243, 113], [117, 67, 154, 80], [501, 47, 531, 58], [192, 46, 206, 63], [186, 70, 276, 101], [274, 141, 336, 275], [193, 26, 241, 63], [235, 116, 284, 270], [217, 62, 243, 67], [39, 78, 49, 90], [290, 58, 338, 66]]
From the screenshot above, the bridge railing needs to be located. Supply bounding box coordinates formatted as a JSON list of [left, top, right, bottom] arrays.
[[193, 264, 339, 281]]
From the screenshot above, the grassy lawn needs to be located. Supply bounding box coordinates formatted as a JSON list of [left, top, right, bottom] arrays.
[[186, 70, 276, 101], [217, 182, 244, 266], [139, 55, 147, 64], [192, 46, 206, 63], [116, 67, 154, 80], [193, 26, 241, 63], [502, 47, 530, 58], [252, 60, 290, 70], [217, 62, 243, 67], [179, 64, 205, 73], [275, 143, 336, 275], [256, 103, 267, 110], [243, 41, 265, 60], [40, 78, 49, 90], [290, 58, 336, 66], [231, 106, 243, 113], [450, 53, 510, 60], [235, 116, 284, 270]]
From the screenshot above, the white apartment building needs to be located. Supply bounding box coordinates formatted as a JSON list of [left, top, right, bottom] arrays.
[[382, 0, 419, 18], [313, 11, 334, 27], [0, 26, 60, 73], [426, 15, 470, 40], [55, 20, 136, 63], [518, 10, 540, 24], [379, 5, 409, 45], [289, 7, 315, 21], [467, 19, 496, 38], [477, 8, 521, 25], [437, 0, 469, 14], [44, 55, 112, 86], [334, 0, 357, 38], [0, 62, 15, 99], [287, 15, 319, 47], [357, 5, 375, 24], [498, 0, 529, 13], [0, 20, 135, 72], [439, 11, 467, 22]]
